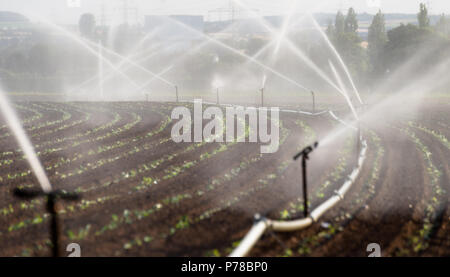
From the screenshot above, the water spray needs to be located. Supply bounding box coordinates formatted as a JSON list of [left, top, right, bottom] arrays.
[[165, 16, 312, 93], [293, 142, 319, 218], [175, 85, 179, 103], [13, 188, 80, 257], [310, 15, 364, 105], [98, 39, 104, 100], [0, 88, 81, 257], [329, 61, 359, 120]]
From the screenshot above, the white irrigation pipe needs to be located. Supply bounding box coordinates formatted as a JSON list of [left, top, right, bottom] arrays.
[[329, 110, 357, 130], [229, 123, 368, 257], [176, 98, 367, 257], [184, 100, 329, 117]]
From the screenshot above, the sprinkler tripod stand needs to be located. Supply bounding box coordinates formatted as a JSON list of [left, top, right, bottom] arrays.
[[294, 142, 319, 218], [13, 188, 80, 257]]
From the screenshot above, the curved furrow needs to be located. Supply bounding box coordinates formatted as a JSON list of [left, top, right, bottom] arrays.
[[0, 103, 43, 132], [74, 115, 345, 256], [3, 107, 249, 255], [0, 102, 73, 141]]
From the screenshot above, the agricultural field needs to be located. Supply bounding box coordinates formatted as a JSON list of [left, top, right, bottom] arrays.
[[0, 99, 448, 257]]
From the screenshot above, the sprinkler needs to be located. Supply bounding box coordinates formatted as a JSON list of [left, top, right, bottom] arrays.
[[212, 79, 223, 105], [145, 93, 149, 102], [310, 91, 316, 114], [260, 87, 264, 107], [175, 85, 179, 103], [13, 188, 80, 257], [261, 75, 267, 107], [293, 142, 319, 218], [216, 87, 220, 105]]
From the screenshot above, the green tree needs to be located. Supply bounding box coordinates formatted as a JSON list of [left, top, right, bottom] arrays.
[[418, 3, 430, 28], [79, 13, 96, 39], [435, 14, 449, 36], [344, 8, 358, 33], [368, 10, 388, 75], [381, 24, 450, 82], [327, 8, 367, 86], [335, 11, 345, 34]]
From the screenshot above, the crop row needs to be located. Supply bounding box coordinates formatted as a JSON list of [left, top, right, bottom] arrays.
[[11, 113, 277, 255], [0, 103, 73, 140], [0, 103, 43, 132], [3, 110, 237, 236], [408, 121, 450, 150], [0, 110, 148, 183], [285, 129, 384, 257], [398, 126, 446, 254], [277, 127, 355, 220]]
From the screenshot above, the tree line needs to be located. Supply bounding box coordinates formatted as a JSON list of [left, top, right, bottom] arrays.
[[326, 3, 450, 91], [1, 3, 449, 94]]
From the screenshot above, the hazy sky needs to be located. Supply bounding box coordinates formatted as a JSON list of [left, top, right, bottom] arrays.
[[1, 0, 450, 24]]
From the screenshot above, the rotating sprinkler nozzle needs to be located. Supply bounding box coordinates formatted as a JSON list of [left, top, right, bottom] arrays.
[[13, 187, 81, 257], [293, 142, 319, 218]]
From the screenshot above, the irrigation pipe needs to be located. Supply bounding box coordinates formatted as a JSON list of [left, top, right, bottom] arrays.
[[329, 110, 357, 130], [185, 100, 329, 117], [229, 116, 368, 257], [177, 98, 367, 257]]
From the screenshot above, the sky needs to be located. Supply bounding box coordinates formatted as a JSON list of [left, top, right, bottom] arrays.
[[1, 0, 450, 24]]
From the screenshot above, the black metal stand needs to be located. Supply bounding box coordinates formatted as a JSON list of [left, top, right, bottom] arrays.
[[294, 142, 319, 218], [13, 188, 80, 257]]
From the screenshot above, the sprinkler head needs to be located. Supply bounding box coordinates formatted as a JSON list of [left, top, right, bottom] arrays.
[[13, 187, 42, 199], [253, 213, 264, 223], [13, 187, 81, 200], [293, 142, 319, 161]]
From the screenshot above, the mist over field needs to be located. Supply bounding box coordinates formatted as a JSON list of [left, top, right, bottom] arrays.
[[0, 0, 448, 258]]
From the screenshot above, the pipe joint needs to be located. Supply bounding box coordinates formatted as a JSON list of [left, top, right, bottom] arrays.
[[253, 213, 267, 224], [334, 190, 344, 200]]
